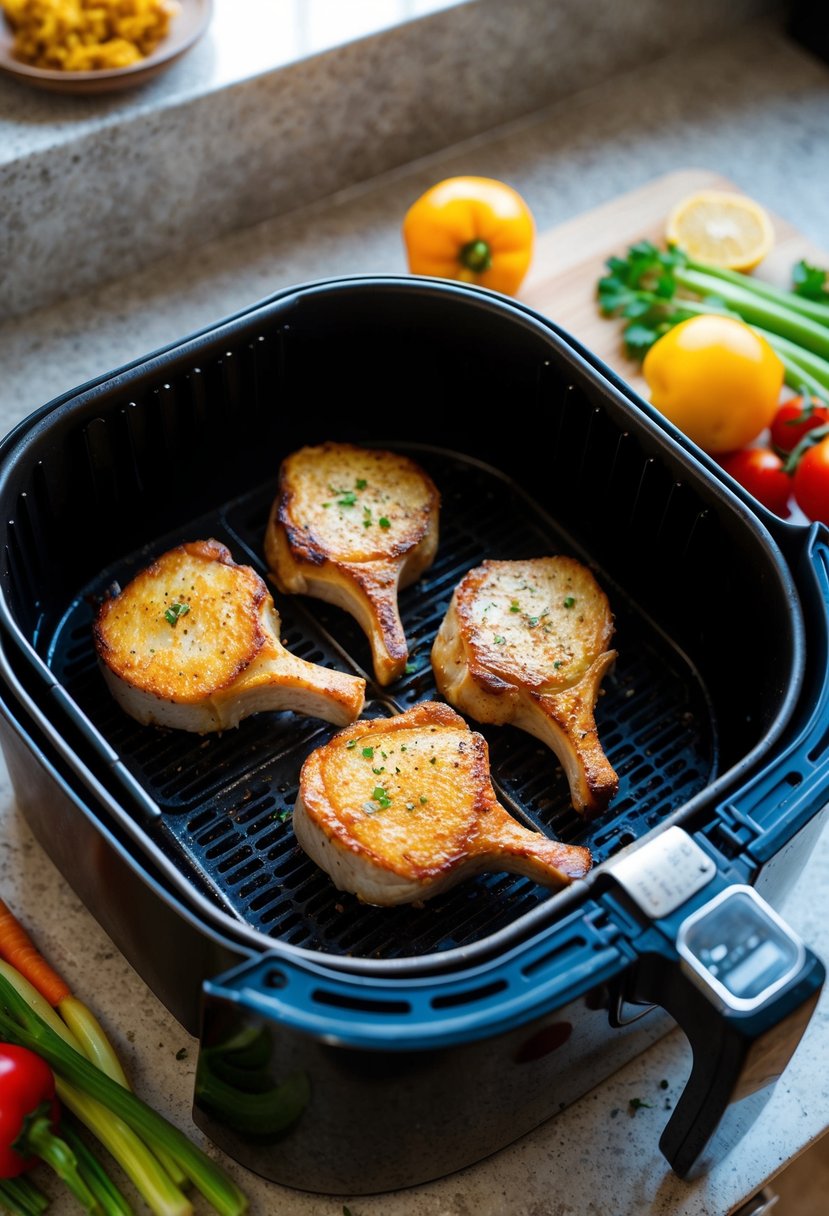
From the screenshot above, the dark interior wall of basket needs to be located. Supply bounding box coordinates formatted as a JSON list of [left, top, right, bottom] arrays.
[[0, 286, 795, 960]]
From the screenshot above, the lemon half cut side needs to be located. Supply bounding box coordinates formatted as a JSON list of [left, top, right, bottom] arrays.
[[666, 190, 774, 271]]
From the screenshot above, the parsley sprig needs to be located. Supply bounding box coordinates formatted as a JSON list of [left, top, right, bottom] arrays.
[[164, 601, 190, 627]]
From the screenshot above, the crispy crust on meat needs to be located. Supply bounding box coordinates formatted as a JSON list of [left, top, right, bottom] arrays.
[[265, 443, 440, 684], [294, 701, 591, 905], [432, 558, 618, 817], [94, 538, 365, 731]]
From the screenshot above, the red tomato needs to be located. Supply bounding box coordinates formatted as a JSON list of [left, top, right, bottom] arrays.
[[794, 435, 829, 524], [719, 447, 791, 517], [769, 396, 829, 454]]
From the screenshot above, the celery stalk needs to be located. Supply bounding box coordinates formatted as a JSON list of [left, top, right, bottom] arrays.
[[675, 267, 829, 359], [59, 996, 188, 1190], [683, 256, 829, 328]]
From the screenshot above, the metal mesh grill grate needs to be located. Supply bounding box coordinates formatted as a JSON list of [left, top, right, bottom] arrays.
[[47, 449, 715, 958]]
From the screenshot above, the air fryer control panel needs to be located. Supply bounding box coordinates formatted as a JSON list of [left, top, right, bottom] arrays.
[[677, 886, 806, 1012]]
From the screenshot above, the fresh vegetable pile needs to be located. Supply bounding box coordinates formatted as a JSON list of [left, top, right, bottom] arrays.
[[0, 899, 248, 1216], [597, 191, 829, 522]]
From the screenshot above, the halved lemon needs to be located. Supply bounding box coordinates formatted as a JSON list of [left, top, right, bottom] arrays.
[[666, 190, 774, 271]]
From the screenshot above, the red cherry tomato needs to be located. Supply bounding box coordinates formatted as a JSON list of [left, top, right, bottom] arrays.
[[719, 447, 791, 517], [794, 435, 829, 524], [769, 395, 829, 454]]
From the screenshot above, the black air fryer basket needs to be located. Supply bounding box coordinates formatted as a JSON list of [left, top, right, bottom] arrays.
[[0, 277, 827, 1194]]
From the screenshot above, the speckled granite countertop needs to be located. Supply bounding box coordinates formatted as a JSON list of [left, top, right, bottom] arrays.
[[1, 10, 829, 1215]]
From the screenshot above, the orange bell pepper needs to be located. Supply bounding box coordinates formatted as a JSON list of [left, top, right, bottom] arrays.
[[402, 176, 535, 296]]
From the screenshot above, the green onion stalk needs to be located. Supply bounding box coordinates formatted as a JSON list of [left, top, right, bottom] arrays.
[[60, 1121, 133, 1216], [0, 1174, 50, 1216], [0, 970, 247, 1216]]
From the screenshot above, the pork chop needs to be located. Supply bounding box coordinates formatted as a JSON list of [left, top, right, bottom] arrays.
[[264, 442, 439, 685], [431, 557, 618, 817], [94, 538, 365, 731], [293, 700, 592, 906]]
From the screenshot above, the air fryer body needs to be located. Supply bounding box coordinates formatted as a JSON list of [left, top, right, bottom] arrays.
[[0, 278, 826, 1192]]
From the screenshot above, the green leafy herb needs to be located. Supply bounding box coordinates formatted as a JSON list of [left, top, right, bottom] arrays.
[[563, 596, 575, 609], [493, 634, 506, 645], [362, 746, 374, 760], [420, 796, 428, 805], [553, 660, 563, 669], [792, 258, 829, 304], [175, 1047, 188, 1061], [164, 602, 190, 627], [629, 1098, 652, 1112], [363, 506, 373, 528], [404, 662, 417, 675], [528, 615, 539, 627], [278, 809, 292, 823], [355, 478, 368, 491], [346, 739, 357, 749], [509, 600, 520, 613], [372, 786, 392, 810], [337, 490, 358, 507], [372, 766, 385, 775], [379, 516, 391, 529]]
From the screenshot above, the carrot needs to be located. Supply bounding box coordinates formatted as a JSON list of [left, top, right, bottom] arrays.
[[0, 899, 71, 1006]]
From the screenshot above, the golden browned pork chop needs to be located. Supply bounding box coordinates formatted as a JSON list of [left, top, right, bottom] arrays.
[[94, 539, 365, 731], [431, 557, 618, 818], [264, 443, 439, 685], [293, 701, 591, 906]]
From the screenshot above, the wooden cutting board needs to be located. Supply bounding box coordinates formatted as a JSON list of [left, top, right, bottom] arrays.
[[519, 168, 826, 399]]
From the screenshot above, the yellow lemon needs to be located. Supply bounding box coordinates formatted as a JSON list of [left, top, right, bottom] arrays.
[[642, 315, 784, 454], [666, 190, 774, 271]]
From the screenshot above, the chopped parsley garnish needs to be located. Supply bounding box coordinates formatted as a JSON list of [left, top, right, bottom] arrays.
[[554, 660, 563, 669], [164, 602, 190, 627], [419, 795, 428, 804], [363, 506, 373, 528], [379, 516, 391, 529], [337, 490, 358, 507], [405, 662, 417, 675], [346, 739, 357, 749], [372, 786, 392, 809], [528, 616, 539, 627], [372, 766, 385, 775], [629, 1098, 652, 1112], [563, 596, 576, 608], [400, 744, 407, 752], [277, 809, 292, 823], [355, 478, 368, 490], [493, 634, 506, 645], [362, 746, 374, 759], [509, 600, 520, 613]]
